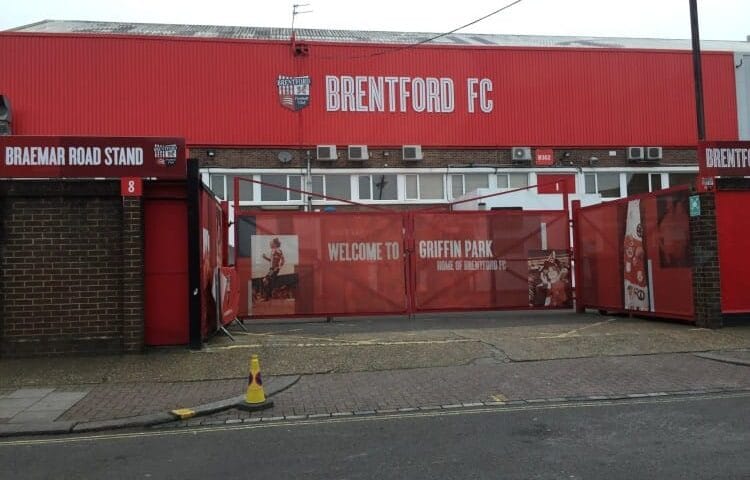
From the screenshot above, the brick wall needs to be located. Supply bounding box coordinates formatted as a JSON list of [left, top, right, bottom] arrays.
[[0, 181, 144, 356], [194, 147, 696, 170], [689, 192, 722, 328]]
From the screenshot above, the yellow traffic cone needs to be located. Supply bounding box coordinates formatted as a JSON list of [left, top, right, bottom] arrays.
[[246, 354, 266, 404], [238, 354, 274, 411]]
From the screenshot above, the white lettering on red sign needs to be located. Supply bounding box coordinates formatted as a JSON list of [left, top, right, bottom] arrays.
[[4, 146, 144, 167], [4, 146, 66, 166], [326, 75, 490, 114], [327, 242, 401, 261], [467, 78, 493, 113], [418, 240, 507, 272], [417, 240, 495, 258], [704, 147, 750, 169]]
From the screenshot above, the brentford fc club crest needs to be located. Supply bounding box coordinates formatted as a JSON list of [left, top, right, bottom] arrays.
[[277, 75, 311, 111]]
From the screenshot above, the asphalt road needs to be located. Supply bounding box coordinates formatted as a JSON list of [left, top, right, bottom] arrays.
[[2, 393, 749, 480]]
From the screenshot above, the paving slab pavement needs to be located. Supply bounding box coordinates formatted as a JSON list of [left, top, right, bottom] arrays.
[[0, 310, 748, 436]]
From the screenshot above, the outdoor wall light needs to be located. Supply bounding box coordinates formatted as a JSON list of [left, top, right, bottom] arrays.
[[559, 151, 573, 166]]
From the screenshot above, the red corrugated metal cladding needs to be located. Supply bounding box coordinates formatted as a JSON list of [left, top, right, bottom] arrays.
[[0, 33, 738, 146]]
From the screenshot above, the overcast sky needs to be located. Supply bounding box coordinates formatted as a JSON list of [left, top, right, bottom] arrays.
[[2, 0, 749, 41]]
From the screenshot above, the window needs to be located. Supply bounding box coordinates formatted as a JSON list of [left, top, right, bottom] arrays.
[[358, 175, 371, 199], [358, 174, 397, 200], [375, 174, 397, 200], [584, 174, 596, 194], [258, 174, 306, 202], [238, 177, 254, 201], [225, 174, 254, 201], [597, 173, 621, 198], [627, 173, 663, 195], [465, 174, 489, 192], [405, 173, 445, 200], [420, 174, 444, 199], [451, 173, 489, 198], [651, 173, 663, 191], [669, 173, 696, 189], [626, 173, 650, 195], [288, 175, 302, 201], [497, 173, 529, 189], [209, 174, 225, 199], [584, 173, 620, 197], [325, 175, 351, 200], [260, 174, 287, 201], [450, 174, 464, 199], [510, 173, 529, 188], [405, 174, 419, 200], [311, 175, 324, 198]]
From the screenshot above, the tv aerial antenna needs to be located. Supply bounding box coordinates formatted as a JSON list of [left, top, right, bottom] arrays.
[[291, 3, 313, 35]]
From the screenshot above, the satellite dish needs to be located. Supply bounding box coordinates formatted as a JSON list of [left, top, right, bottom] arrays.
[[278, 151, 293, 163]]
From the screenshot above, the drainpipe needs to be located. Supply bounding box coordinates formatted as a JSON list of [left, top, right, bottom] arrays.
[[305, 150, 313, 212]]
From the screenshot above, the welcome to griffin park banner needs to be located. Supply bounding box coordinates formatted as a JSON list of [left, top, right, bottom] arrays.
[[232, 210, 572, 318]]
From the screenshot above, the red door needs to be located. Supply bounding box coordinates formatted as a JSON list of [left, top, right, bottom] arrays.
[[716, 191, 750, 313], [537, 174, 576, 194], [144, 199, 189, 345]]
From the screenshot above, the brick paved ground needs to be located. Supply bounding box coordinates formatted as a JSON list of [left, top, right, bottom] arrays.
[[56, 379, 255, 422], [171, 353, 750, 427], [58, 379, 244, 422]]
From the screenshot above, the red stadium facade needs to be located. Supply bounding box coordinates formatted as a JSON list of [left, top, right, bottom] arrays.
[[1, 21, 749, 354], [0, 28, 741, 145], [3, 21, 749, 217]]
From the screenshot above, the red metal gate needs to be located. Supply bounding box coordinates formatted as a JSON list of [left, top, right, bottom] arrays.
[[230, 177, 573, 319], [234, 211, 408, 318], [574, 186, 694, 321], [408, 210, 571, 312]]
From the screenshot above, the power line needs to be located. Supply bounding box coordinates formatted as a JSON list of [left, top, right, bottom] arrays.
[[315, 0, 526, 60], [372, 0, 526, 56]]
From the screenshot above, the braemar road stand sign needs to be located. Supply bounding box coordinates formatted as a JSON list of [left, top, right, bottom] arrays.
[[1, 136, 186, 179]]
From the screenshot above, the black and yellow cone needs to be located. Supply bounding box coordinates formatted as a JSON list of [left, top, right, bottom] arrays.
[[246, 354, 266, 404], [238, 354, 274, 411]]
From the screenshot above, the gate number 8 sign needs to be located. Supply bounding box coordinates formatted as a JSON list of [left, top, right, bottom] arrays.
[[121, 177, 143, 197]]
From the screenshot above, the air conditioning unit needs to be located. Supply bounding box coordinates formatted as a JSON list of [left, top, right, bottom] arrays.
[[316, 145, 337, 161], [402, 145, 423, 161], [347, 145, 369, 161], [646, 146, 663, 161], [511, 147, 532, 165], [628, 146, 645, 161]]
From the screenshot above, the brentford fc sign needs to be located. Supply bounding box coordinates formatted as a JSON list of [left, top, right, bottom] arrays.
[[276, 72, 496, 114], [0, 136, 186, 179]]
